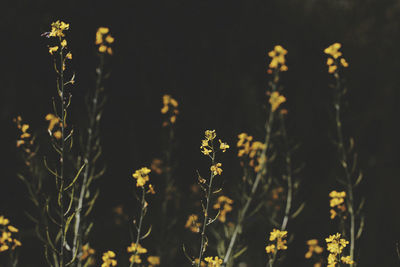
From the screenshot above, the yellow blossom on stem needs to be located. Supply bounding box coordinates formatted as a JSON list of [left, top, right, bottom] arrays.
[[329, 190, 346, 207], [81, 244, 95, 260], [185, 214, 201, 233], [61, 39, 67, 48], [204, 256, 223, 267], [49, 46, 59, 55], [48, 20, 69, 38], [127, 242, 148, 254], [269, 91, 286, 112], [0, 216, 9, 226], [266, 229, 288, 254], [147, 256, 161, 266], [268, 45, 288, 71], [213, 196, 233, 223], [210, 163, 223, 175], [96, 27, 114, 55], [324, 43, 342, 59], [219, 139, 229, 152], [305, 239, 323, 259], [132, 167, 151, 187], [101, 251, 117, 267]]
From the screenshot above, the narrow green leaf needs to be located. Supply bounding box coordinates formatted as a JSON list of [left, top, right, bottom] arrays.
[[64, 164, 86, 191]]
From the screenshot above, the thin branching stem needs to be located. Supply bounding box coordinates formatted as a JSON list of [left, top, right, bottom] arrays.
[[334, 74, 355, 266], [130, 187, 146, 267], [72, 55, 104, 267], [197, 147, 216, 266], [267, 112, 293, 267], [223, 73, 279, 266]]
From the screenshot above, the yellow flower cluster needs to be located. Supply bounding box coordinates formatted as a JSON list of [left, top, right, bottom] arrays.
[[0, 216, 21, 253], [305, 239, 323, 259], [132, 167, 151, 187], [200, 130, 229, 156], [14, 116, 32, 147], [210, 163, 223, 176], [329, 190, 346, 219], [147, 256, 161, 267], [184, 214, 201, 233], [325, 233, 354, 266], [265, 229, 288, 254], [126, 243, 160, 265], [204, 256, 223, 267], [80, 243, 95, 261], [161, 95, 179, 126], [101, 251, 117, 267], [269, 91, 286, 112], [213, 196, 233, 223], [49, 20, 69, 38], [268, 45, 288, 72], [324, 43, 349, 74], [237, 133, 266, 172], [96, 27, 114, 55], [45, 113, 63, 140], [46, 20, 73, 65]]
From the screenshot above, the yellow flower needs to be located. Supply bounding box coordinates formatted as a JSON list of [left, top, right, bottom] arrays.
[[49, 20, 69, 37], [66, 52, 72, 59], [107, 47, 113, 55], [326, 57, 334, 66], [213, 196, 233, 223], [269, 91, 286, 112], [324, 43, 342, 59], [129, 254, 142, 263], [127, 242, 147, 254], [53, 131, 62, 140], [101, 251, 117, 267], [0, 216, 10, 226], [210, 163, 223, 175], [328, 65, 337, 74], [265, 244, 275, 254], [45, 113, 61, 131], [7, 226, 18, 233], [305, 239, 323, 259], [205, 130, 216, 140], [341, 256, 355, 264], [49, 46, 59, 55], [184, 214, 201, 233], [105, 35, 115, 44], [147, 256, 161, 266], [161, 95, 179, 126], [329, 191, 346, 207], [99, 45, 107, 53], [204, 256, 223, 267], [132, 167, 151, 187], [147, 184, 156, 194], [81, 244, 95, 260], [268, 45, 288, 71], [98, 27, 110, 34], [340, 58, 349, 67], [219, 139, 229, 152], [61, 39, 67, 48]]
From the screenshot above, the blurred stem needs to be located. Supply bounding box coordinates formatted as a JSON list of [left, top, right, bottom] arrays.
[[223, 71, 279, 266], [334, 73, 355, 266], [130, 187, 146, 267], [72, 55, 104, 267], [197, 145, 216, 266], [267, 112, 293, 267]]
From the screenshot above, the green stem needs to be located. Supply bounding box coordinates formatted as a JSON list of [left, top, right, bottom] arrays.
[[130, 187, 146, 267], [223, 73, 279, 266], [197, 145, 216, 266], [59, 38, 65, 267], [334, 74, 355, 266]]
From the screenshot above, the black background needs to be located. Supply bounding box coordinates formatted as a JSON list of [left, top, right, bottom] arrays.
[[1, 0, 400, 266]]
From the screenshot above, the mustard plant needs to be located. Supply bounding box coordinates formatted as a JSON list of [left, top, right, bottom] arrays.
[[325, 43, 364, 266]]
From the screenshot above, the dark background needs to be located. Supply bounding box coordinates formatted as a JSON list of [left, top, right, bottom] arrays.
[[1, 0, 400, 266]]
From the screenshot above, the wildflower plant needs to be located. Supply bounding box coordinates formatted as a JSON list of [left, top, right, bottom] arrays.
[[325, 43, 364, 266], [128, 167, 155, 266], [183, 130, 228, 266], [0, 216, 21, 266], [222, 45, 301, 267]]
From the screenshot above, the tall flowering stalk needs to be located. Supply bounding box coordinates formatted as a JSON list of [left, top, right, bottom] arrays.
[[324, 43, 364, 266], [128, 167, 155, 266], [71, 27, 113, 267], [222, 45, 288, 266], [42, 20, 85, 267]]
